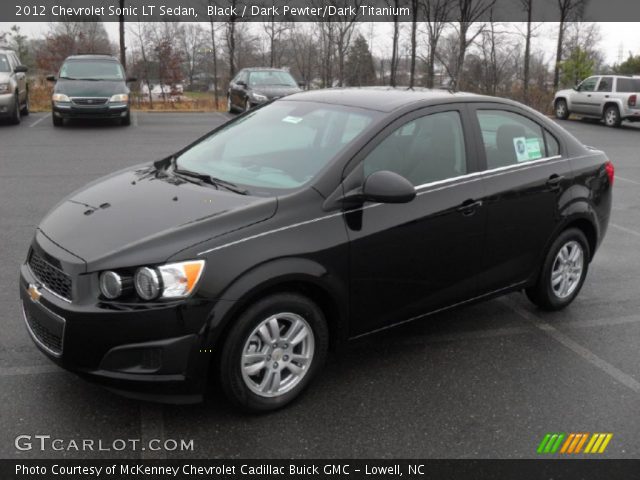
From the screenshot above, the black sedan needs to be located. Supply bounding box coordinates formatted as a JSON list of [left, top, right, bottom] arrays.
[[19, 88, 612, 411], [227, 68, 302, 113]]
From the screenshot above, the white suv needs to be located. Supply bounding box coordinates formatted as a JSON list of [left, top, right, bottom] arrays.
[[553, 75, 640, 127]]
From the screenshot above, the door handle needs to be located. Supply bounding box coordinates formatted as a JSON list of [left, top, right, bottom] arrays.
[[457, 199, 483, 216], [605, 95, 610, 98], [546, 174, 565, 187], [587, 94, 592, 97]]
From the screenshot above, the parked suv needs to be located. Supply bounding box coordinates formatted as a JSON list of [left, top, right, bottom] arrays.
[[0, 49, 29, 124], [227, 67, 302, 113], [553, 75, 640, 127], [47, 54, 136, 127]]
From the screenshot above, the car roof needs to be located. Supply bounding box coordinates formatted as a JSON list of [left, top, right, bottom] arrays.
[[65, 54, 119, 62], [281, 87, 494, 112], [0, 49, 17, 54], [243, 67, 289, 72]]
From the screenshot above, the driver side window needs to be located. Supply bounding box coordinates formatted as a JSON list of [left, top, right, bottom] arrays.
[[363, 111, 467, 187], [578, 77, 598, 92]]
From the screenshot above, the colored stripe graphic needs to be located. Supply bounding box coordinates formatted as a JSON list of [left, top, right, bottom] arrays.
[[538, 433, 613, 454]]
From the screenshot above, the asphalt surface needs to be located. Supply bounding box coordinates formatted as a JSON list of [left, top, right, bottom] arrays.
[[1, 112, 639, 460]]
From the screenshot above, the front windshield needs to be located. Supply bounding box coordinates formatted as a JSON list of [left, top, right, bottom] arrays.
[[249, 71, 297, 87], [59, 60, 124, 80], [175, 101, 378, 194], [0, 54, 10, 73]]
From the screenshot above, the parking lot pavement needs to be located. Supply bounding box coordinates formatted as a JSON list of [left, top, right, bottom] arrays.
[[1, 113, 639, 459]]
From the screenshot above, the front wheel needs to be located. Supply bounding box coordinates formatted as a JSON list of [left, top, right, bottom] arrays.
[[555, 99, 570, 120], [603, 105, 622, 128], [9, 94, 21, 125], [21, 92, 29, 116], [526, 228, 590, 311], [218, 293, 328, 412]]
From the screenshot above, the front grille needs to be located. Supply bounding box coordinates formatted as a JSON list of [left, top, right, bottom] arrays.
[[28, 251, 72, 301], [71, 97, 108, 105], [23, 304, 64, 355]]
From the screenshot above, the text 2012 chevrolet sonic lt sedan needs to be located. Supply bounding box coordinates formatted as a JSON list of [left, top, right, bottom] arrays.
[[19, 88, 613, 411]]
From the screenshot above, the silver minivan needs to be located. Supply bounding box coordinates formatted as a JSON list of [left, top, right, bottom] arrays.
[[0, 49, 29, 125], [553, 75, 640, 127]]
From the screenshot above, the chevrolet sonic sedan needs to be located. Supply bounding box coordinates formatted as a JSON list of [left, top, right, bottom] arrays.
[[19, 88, 613, 411]]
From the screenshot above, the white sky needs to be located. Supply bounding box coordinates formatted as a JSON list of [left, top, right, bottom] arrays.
[[1, 21, 639, 66]]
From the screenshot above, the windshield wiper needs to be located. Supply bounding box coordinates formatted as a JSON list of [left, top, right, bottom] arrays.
[[59, 76, 78, 80], [173, 166, 249, 195]]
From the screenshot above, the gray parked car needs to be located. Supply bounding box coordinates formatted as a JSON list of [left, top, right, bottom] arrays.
[[553, 75, 640, 127], [0, 49, 29, 124]]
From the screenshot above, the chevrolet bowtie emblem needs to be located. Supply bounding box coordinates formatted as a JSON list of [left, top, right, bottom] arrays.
[[28, 284, 42, 303]]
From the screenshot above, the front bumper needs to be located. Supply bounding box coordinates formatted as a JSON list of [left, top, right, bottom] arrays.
[[52, 101, 129, 120], [19, 261, 213, 403], [0, 92, 16, 117]]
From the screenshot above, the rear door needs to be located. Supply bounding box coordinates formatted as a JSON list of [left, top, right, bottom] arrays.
[[469, 104, 571, 294], [345, 104, 486, 336], [592, 76, 614, 116]]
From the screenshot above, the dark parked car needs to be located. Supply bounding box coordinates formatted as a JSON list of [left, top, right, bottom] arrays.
[[227, 67, 302, 113], [47, 54, 136, 126], [20, 88, 612, 411]]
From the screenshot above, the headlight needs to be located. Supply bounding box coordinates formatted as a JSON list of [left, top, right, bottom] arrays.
[[251, 92, 268, 102], [99, 271, 124, 299], [52, 93, 70, 102], [134, 267, 161, 300], [0, 83, 9, 94], [157, 260, 205, 299], [134, 260, 205, 300], [109, 93, 129, 102]]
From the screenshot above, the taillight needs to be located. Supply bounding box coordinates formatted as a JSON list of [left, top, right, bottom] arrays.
[[605, 161, 614, 186], [629, 94, 637, 107]]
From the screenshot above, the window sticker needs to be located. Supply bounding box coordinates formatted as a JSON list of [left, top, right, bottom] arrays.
[[513, 137, 542, 162], [282, 116, 303, 124]]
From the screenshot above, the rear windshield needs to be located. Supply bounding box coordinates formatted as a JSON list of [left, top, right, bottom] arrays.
[[0, 54, 10, 73], [616, 78, 640, 93], [59, 60, 124, 81]]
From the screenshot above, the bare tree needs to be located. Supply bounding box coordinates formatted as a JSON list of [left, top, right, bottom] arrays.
[[119, 0, 126, 69], [130, 21, 153, 107], [424, 0, 451, 88], [387, 0, 402, 86], [262, 13, 290, 67], [520, 0, 532, 101], [553, 0, 587, 89], [207, 8, 221, 107], [408, 0, 420, 87], [449, 0, 496, 91], [180, 23, 205, 88]]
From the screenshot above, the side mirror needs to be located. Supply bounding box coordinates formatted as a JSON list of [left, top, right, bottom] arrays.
[[126, 76, 137, 83], [362, 170, 416, 204], [46, 75, 56, 82], [14, 65, 28, 73], [298, 81, 306, 88], [236, 80, 247, 88]]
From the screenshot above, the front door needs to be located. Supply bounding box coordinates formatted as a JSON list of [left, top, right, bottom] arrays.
[[571, 76, 600, 115], [345, 106, 486, 337]]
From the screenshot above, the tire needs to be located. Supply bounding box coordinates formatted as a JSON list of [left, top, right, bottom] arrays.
[[9, 94, 21, 125], [218, 293, 329, 412], [121, 110, 131, 126], [526, 228, 590, 311], [21, 91, 29, 116], [554, 99, 569, 120], [227, 95, 235, 113], [603, 105, 622, 128], [52, 115, 63, 127]]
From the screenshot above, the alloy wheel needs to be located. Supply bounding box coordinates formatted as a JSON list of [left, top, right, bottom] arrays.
[[550, 240, 584, 299], [240, 312, 315, 398]]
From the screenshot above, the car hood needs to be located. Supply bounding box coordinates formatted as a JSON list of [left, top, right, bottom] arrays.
[[254, 85, 302, 100], [0, 72, 10, 82], [555, 88, 574, 98], [38, 164, 277, 272], [54, 79, 128, 98]]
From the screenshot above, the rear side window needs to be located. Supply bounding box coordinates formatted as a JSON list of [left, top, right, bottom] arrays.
[[616, 78, 640, 93], [597, 77, 613, 92], [476, 110, 555, 169]]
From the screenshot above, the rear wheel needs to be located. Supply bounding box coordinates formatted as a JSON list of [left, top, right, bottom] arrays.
[[603, 105, 621, 128], [526, 228, 590, 311], [9, 94, 21, 125], [554, 99, 569, 120], [218, 293, 328, 412]]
